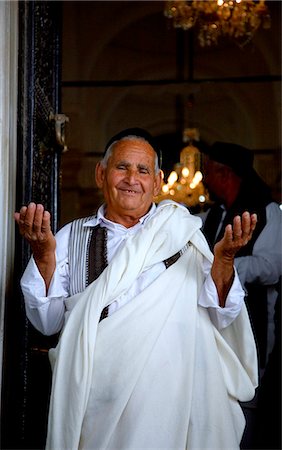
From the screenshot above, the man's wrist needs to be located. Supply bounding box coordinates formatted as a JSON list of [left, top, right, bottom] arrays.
[[211, 257, 235, 307]]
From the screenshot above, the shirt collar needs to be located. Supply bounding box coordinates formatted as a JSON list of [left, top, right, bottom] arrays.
[[83, 203, 156, 230]]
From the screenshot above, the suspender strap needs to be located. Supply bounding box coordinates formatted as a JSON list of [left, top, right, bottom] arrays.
[[164, 241, 191, 269], [87, 225, 108, 285]]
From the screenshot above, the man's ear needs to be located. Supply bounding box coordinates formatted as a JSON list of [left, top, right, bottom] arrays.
[[153, 171, 163, 197], [95, 162, 105, 188]]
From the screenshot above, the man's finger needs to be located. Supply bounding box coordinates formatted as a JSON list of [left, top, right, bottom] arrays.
[[242, 211, 251, 232], [33, 204, 45, 233], [232, 215, 242, 241], [241, 211, 251, 243], [18, 205, 27, 223], [250, 213, 257, 232], [14, 212, 20, 223], [22, 202, 36, 229], [41, 210, 51, 233], [223, 223, 233, 243]]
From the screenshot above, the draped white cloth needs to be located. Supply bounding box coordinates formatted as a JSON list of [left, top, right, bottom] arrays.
[[46, 201, 258, 450]]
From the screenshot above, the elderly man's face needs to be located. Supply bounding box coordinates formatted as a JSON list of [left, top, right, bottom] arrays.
[[95, 138, 162, 226]]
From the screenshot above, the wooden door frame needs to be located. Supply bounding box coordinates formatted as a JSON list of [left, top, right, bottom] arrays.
[[0, 0, 18, 427], [1, 2, 62, 448]]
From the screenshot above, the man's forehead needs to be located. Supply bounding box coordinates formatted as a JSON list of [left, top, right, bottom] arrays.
[[112, 139, 155, 158], [104, 127, 162, 168]]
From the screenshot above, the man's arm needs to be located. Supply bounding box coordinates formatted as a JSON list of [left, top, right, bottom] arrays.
[[211, 212, 257, 307], [14, 202, 56, 293]]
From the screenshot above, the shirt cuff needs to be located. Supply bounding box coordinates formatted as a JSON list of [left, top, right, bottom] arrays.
[[21, 256, 68, 308], [198, 269, 245, 329]]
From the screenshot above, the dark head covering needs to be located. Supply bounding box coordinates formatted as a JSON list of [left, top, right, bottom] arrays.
[[203, 141, 254, 178], [104, 127, 162, 168], [203, 141, 273, 204]]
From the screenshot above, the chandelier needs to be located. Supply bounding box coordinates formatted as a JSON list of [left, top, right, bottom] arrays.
[[156, 128, 209, 210], [164, 0, 271, 47]]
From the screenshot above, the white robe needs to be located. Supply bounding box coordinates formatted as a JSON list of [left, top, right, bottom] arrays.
[[46, 201, 258, 450]]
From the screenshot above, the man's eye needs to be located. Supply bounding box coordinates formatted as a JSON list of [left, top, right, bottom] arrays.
[[139, 168, 149, 174], [117, 165, 127, 170]]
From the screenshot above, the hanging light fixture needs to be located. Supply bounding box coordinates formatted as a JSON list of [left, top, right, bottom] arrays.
[[164, 0, 271, 47], [156, 128, 209, 210]]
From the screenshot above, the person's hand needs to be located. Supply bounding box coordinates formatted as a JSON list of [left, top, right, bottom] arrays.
[[211, 211, 257, 306], [14, 202, 56, 291], [214, 211, 257, 262], [14, 202, 56, 258]]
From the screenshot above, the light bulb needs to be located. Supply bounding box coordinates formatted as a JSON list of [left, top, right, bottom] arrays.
[[167, 171, 178, 186], [194, 171, 203, 183], [181, 167, 189, 178]]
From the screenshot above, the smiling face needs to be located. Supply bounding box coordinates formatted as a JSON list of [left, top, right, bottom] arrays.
[[95, 138, 162, 227]]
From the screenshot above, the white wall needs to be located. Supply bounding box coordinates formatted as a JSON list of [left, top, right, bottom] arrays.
[[0, 0, 18, 398]]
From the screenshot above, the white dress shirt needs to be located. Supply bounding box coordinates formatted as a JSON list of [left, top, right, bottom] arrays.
[[21, 204, 244, 336]]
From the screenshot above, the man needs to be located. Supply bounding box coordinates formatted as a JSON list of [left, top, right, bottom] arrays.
[[15, 128, 258, 450], [201, 142, 281, 371], [200, 141, 281, 448]]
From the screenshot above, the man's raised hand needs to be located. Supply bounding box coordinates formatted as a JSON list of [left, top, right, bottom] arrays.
[[215, 212, 257, 261], [14, 202, 56, 290]]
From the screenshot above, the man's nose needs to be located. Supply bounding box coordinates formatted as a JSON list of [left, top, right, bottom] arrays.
[[126, 168, 139, 183]]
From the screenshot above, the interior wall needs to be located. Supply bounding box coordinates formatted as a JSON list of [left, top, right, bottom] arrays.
[[60, 1, 281, 225]]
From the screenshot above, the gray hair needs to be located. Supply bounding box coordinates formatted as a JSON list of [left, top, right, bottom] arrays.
[[101, 135, 160, 174]]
